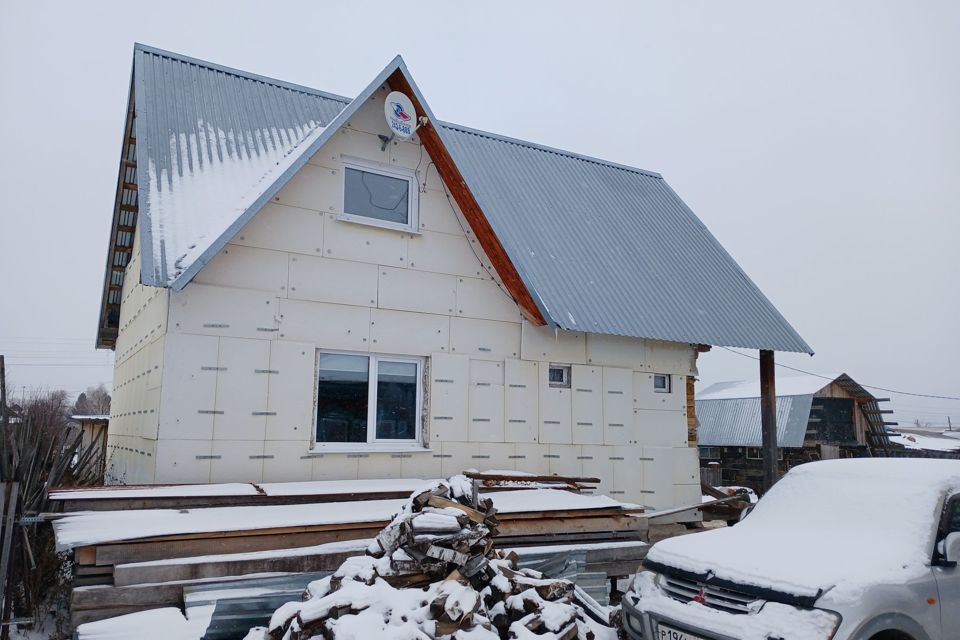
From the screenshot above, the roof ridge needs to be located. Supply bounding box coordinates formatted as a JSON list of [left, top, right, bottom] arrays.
[[438, 120, 662, 179], [133, 43, 351, 104], [133, 44, 661, 181]]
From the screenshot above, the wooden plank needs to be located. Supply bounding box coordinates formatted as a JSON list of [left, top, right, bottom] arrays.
[[75, 546, 97, 566], [497, 530, 643, 547], [426, 496, 486, 524], [71, 583, 186, 611], [71, 605, 160, 629], [388, 69, 546, 326], [57, 491, 415, 513], [107, 519, 388, 545], [497, 516, 642, 537], [464, 471, 600, 485], [113, 546, 361, 586], [500, 508, 644, 520], [94, 528, 377, 567]]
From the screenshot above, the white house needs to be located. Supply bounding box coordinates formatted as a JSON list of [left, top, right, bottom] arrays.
[[94, 45, 811, 512]]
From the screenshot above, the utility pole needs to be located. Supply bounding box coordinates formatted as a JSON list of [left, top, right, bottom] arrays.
[[759, 350, 778, 494], [0, 354, 6, 432], [949, 416, 953, 432]]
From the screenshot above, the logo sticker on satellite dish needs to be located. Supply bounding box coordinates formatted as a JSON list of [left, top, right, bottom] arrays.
[[385, 91, 416, 139]]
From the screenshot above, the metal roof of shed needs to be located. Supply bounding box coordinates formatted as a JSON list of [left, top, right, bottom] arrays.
[[98, 44, 812, 354], [695, 373, 888, 449]]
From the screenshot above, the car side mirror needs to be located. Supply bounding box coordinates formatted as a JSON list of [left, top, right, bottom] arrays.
[[940, 532, 960, 566]]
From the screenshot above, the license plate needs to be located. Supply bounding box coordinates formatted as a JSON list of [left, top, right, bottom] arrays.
[[657, 623, 706, 640]]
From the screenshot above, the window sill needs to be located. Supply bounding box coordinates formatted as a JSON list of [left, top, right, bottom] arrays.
[[306, 445, 433, 456], [335, 214, 422, 236]]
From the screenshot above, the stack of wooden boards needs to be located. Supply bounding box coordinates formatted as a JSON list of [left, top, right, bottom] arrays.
[[50, 474, 648, 632], [257, 477, 613, 640]]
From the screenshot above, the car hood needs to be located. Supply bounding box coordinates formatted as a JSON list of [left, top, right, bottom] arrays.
[[645, 524, 930, 604], [645, 460, 960, 604]]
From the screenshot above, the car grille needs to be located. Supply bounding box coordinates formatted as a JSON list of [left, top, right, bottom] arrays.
[[660, 574, 759, 614]]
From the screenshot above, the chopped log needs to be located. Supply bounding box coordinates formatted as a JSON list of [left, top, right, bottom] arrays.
[[426, 495, 487, 524]]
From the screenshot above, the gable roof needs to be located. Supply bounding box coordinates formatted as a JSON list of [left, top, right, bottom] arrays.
[[97, 44, 812, 354]]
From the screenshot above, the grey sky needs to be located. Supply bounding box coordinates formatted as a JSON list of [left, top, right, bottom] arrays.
[[1, 1, 957, 425]]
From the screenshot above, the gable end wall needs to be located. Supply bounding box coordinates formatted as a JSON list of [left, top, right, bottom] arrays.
[[118, 85, 700, 512]]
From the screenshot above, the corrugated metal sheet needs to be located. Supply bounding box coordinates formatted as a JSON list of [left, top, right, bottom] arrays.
[[696, 395, 813, 447], [132, 44, 349, 286], [438, 123, 811, 353], [113, 45, 812, 354]]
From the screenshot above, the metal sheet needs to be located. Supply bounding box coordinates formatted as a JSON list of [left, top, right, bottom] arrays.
[[696, 394, 814, 448], [439, 122, 813, 354]]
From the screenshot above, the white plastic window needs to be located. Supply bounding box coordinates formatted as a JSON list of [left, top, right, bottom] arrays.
[[315, 351, 423, 448], [654, 373, 671, 393], [340, 157, 418, 232]]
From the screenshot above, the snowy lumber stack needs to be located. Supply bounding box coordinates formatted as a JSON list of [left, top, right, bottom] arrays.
[[248, 476, 616, 640], [54, 476, 644, 630]]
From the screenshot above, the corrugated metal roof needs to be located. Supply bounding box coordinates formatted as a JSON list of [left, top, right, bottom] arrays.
[[697, 394, 813, 448], [438, 123, 812, 352], [697, 373, 832, 400], [105, 45, 812, 354], [132, 44, 349, 286]]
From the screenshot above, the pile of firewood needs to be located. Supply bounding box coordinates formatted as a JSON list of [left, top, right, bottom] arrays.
[[246, 475, 617, 640]]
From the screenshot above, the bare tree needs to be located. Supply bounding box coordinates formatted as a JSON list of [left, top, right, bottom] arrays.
[[72, 384, 111, 416]]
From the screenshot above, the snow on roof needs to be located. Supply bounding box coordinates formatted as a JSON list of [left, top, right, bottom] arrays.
[[69, 414, 110, 422], [101, 44, 811, 354], [646, 459, 960, 602], [52, 489, 628, 550], [696, 373, 838, 401]]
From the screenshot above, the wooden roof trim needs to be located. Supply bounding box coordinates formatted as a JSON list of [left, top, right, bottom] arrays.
[[387, 70, 546, 326]]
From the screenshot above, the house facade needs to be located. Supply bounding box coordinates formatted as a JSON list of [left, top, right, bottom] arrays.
[[96, 46, 811, 512]]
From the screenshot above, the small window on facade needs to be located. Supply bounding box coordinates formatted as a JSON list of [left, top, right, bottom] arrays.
[[654, 373, 671, 393], [341, 157, 417, 231], [699, 446, 720, 459], [548, 365, 571, 389], [316, 352, 422, 447]]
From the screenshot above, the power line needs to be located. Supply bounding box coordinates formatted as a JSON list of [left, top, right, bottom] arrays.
[[717, 346, 960, 401]]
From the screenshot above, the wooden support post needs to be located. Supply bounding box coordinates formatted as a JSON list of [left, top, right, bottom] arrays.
[[759, 350, 778, 494]]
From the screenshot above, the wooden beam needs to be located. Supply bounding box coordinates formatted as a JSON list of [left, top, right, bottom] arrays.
[[759, 350, 778, 494], [387, 70, 546, 326]]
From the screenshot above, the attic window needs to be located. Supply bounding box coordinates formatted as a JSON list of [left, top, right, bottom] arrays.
[[340, 157, 418, 232]]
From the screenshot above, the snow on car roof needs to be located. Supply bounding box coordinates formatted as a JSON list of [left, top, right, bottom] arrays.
[[647, 459, 960, 602]]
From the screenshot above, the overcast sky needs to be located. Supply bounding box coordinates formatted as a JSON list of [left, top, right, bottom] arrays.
[[1, 1, 957, 426]]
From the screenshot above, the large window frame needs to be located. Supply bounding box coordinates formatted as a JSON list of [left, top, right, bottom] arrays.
[[339, 156, 419, 233], [312, 350, 425, 452]]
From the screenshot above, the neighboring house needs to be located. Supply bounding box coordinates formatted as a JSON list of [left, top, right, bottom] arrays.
[[94, 45, 811, 511], [696, 373, 891, 489]]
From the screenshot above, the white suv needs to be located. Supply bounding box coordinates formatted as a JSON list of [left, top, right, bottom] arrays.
[[622, 459, 960, 640]]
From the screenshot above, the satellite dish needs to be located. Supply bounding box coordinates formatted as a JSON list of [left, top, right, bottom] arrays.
[[384, 91, 417, 139]]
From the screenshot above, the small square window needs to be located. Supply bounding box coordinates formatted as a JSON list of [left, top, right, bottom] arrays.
[[340, 157, 418, 232], [548, 365, 571, 389], [653, 373, 671, 393]]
